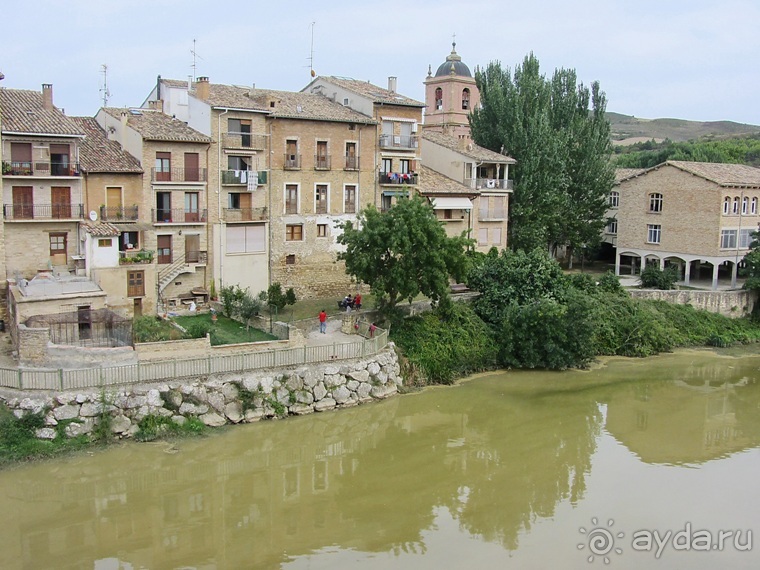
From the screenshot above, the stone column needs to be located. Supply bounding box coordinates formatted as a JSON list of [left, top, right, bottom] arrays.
[[731, 262, 738, 288], [684, 261, 691, 286], [712, 264, 719, 290], [615, 251, 621, 276]]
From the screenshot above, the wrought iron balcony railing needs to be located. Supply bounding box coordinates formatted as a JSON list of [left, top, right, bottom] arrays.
[[2, 161, 81, 177], [100, 205, 139, 221], [284, 154, 301, 170], [222, 207, 268, 222], [151, 167, 207, 182], [152, 208, 208, 223], [344, 156, 360, 170], [379, 173, 418, 185], [3, 203, 85, 220], [220, 170, 268, 185], [314, 155, 331, 170], [222, 132, 267, 150], [379, 134, 418, 150]]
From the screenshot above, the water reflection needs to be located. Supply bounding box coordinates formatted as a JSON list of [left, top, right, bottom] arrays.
[[1, 351, 759, 569]]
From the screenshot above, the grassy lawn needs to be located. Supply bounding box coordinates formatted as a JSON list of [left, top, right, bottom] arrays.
[[173, 313, 277, 345]]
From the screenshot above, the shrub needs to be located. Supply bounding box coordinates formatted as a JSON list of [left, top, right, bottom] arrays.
[[640, 264, 679, 289], [133, 315, 181, 343]]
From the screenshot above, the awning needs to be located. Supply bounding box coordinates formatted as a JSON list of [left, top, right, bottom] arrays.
[[115, 222, 153, 232], [382, 189, 410, 197], [431, 197, 472, 210]]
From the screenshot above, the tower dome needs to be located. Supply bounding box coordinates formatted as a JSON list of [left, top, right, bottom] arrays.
[[434, 42, 472, 77]]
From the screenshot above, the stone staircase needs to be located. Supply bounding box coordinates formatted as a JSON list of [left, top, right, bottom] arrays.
[[157, 251, 207, 295]]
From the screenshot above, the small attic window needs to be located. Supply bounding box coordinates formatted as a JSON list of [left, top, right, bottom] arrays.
[[269, 101, 276, 108], [343, 97, 349, 106]]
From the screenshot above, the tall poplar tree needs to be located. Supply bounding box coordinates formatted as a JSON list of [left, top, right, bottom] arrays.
[[470, 54, 615, 256]]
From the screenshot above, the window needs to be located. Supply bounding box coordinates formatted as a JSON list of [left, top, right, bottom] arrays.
[[381, 194, 392, 212], [344, 185, 356, 213], [400, 159, 411, 174], [649, 193, 663, 213], [228, 193, 241, 209], [286, 254, 296, 265], [443, 209, 452, 220], [435, 88, 443, 110], [98, 239, 111, 248], [286, 224, 303, 241], [315, 185, 328, 214], [285, 184, 298, 214], [462, 88, 470, 110], [740, 229, 754, 249], [317, 224, 328, 237], [733, 197, 740, 214], [753, 198, 758, 215], [609, 191, 620, 208], [315, 141, 329, 169], [606, 220, 618, 234], [723, 196, 731, 215], [155, 152, 171, 181], [478, 228, 488, 245], [491, 227, 502, 245], [49, 233, 66, 255], [647, 224, 661, 244], [228, 118, 251, 147], [285, 139, 299, 168], [345, 142, 358, 170], [721, 229, 737, 249], [742, 196, 749, 214], [184, 192, 200, 222], [127, 270, 145, 297], [184, 152, 200, 181], [226, 225, 265, 253], [381, 158, 392, 174]]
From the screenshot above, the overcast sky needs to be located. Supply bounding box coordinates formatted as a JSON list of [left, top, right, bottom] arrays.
[[1, 0, 758, 125]]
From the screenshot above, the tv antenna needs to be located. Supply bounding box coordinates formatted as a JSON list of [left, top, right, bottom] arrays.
[[99, 64, 110, 107], [190, 39, 204, 81], [307, 22, 316, 78]]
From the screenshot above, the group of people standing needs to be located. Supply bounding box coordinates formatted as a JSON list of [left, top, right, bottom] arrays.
[[318, 293, 375, 336]]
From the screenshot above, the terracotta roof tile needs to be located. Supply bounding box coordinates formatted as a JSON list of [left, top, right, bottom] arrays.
[[70, 117, 143, 173], [0, 88, 83, 136], [419, 166, 477, 196], [101, 108, 211, 143], [422, 131, 516, 163], [83, 222, 122, 237], [615, 168, 646, 183], [617, 161, 760, 187], [315, 76, 425, 108]]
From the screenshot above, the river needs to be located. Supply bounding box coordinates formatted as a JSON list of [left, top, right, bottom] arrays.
[[1, 349, 759, 569]]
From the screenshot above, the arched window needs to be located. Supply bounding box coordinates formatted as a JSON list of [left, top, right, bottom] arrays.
[[435, 88, 443, 110], [752, 197, 758, 215], [649, 193, 663, 213], [462, 88, 470, 110], [723, 196, 731, 215], [733, 196, 740, 214], [743, 196, 749, 214], [609, 191, 619, 208]]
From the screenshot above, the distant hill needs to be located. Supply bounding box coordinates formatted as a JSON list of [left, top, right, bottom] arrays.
[[607, 112, 760, 145]]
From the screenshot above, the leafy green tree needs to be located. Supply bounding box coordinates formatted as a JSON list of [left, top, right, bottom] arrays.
[[741, 230, 760, 292], [265, 283, 296, 312], [470, 54, 615, 255], [640, 264, 679, 290], [337, 194, 473, 317], [466, 248, 568, 327]]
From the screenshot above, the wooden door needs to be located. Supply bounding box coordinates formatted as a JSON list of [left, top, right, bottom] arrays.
[[240, 192, 252, 220], [184, 152, 200, 182], [49, 232, 67, 266], [185, 234, 200, 263], [106, 187, 122, 220], [52, 187, 71, 218], [157, 235, 172, 264], [12, 186, 33, 219]]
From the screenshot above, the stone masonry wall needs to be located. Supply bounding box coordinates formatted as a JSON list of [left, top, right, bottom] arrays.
[[629, 289, 756, 317], [0, 345, 402, 441]]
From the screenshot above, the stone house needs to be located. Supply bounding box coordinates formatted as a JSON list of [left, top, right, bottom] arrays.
[[95, 107, 212, 307], [302, 76, 425, 213], [613, 161, 760, 288]]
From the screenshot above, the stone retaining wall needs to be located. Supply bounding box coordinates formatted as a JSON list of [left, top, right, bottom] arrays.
[[0, 345, 402, 440], [629, 289, 756, 317]]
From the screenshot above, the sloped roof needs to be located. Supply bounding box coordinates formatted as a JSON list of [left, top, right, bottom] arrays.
[[618, 161, 760, 187], [70, 117, 143, 174], [314, 76, 425, 107], [615, 168, 646, 183], [101, 108, 211, 143], [83, 222, 122, 237], [0, 87, 83, 136], [422, 131, 516, 163], [419, 166, 477, 196], [250, 88, 376, 124]]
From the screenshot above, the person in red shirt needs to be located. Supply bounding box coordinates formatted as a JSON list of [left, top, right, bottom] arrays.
[[318, 309, 327, 334], [353, 293, 362, 310]]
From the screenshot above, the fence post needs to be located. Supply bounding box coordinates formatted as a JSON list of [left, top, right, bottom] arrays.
[[137, 361, 141, 383], [17, 368, 22, 390], [304, 345, 307, 364], [208, 355, 212, 375], [59, 368, 64, 391]]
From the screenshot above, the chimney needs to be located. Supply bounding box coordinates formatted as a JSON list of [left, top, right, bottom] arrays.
[[388, 76, 397, 93], [149, 99, 164, 112], [196, 76, 210, 101], [42, 84, 53, 111], [121, 110, 129, 131]]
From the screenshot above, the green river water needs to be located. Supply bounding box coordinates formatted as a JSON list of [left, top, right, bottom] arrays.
[[1, 349, 759, 569]]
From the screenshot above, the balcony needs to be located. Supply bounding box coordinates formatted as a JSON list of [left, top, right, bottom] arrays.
[[222, 207, 268, 222], [344, 156, 360, 170], [222, 132, 267, 151], [465, 178, 514, 190], [100, 205, 139, 221], [3, 203, 84, 220], [152, 208, 208, 223], [119, 249, 154, 265], [151, 167, 207, 183], [284, 154, 301, 170], [314, 155, 331, 170], [379, 172, 418, 185], [220, 170, 268, 186], [2, 161, 81, 177], [379, 134, 418, 150]]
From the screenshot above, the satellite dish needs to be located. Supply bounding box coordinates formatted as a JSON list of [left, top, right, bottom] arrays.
[[89, 210, 98, 221]]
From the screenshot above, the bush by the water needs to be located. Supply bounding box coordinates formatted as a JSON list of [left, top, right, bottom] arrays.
[[640, 264, 680, 289], [390, 302, 498, 384]]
